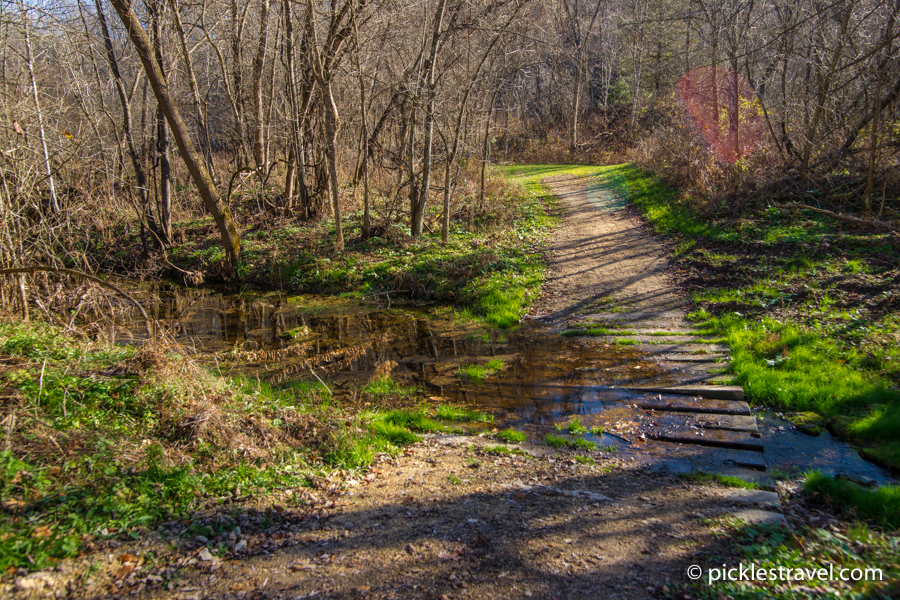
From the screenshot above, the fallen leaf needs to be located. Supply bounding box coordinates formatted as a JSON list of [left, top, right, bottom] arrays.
[[118, 553, 139, 563], [114, 564, 134, 580], [32, 526, 52, 538]]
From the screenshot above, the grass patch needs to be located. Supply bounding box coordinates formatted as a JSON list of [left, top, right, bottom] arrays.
[[0, 320, 424, 573], [804, 472, 900, 530], [561, 327, 620, 337], [679, 471, 760, 490], [458, 359, 504, 384], [436, 404, 494, 423], [694, 521, 899, 599], [361, 375, 419, 401], [495, 428, 526, 443], [484, 445, 529, 457], [566, 417, 588, 435], [574, 455, 595, 465], [377, 408, 445, 433], [543, 434, 596, 450], [543, 434, 569, 448]]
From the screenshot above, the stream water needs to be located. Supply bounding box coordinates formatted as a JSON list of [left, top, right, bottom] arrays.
[[118, 282, 895, 485]]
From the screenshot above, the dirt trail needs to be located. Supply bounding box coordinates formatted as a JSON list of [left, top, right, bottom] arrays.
[[531, 174, 689, 327], [21, 438, 786, 600]]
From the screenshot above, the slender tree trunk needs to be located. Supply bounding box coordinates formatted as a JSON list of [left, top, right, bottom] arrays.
[[96, 0, 151, 219], [231, 0, 248, 165], [251, 0, 269, 171], [20, 2, 58, 213], [480, 90, 498, 207], [356, 51, 371, 240], [322, 79, 344, 251], [801, 0, 855, 172], [863, 75, 882, 212], [151, 0, 171, 244], [570, 58, 582, 153], [111, 0, 241, 273], [284, 148, 295, 209], [412, 0, 446, 237], [169, 0, 217, 183]]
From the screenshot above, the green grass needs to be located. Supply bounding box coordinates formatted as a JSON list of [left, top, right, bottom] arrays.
[[458, 359, 505, 384], [495, 428, 526, 443], [605, 162, 900, 470], [561, 327, 620, 337], [377, 408, 445, 433], [574, 455, 595, 465], [573, 437, 596, 450], [543, 434, 596, 450], [804, 472, 900, 530], [695, 520, 899, 599], [436, 404, 494, 423], [0, 321, 426, 573], [543, 434, 569, 448], [361, 375, 419, 401], [679, 471, 761, 490], [691, 313, 900, 466], [484, 445, 529, 457], [566, 417, 588, 435]]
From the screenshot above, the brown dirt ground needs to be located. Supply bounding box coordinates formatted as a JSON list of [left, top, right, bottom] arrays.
[[6, 176, 769, 600], [530, 174, 690, 327], [10, 437, 781, 600]]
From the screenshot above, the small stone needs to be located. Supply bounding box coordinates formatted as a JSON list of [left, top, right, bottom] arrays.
[[196, 535, 209, 545]]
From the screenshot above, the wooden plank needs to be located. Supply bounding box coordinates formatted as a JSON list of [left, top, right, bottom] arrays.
[[649, 427, 763, 452], [634, 407, 757, 432], [632, 395, 750, 416], [625, 384, 745, 401]]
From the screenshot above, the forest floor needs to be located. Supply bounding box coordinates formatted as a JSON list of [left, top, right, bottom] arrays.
[[5, 168, 898, 599]]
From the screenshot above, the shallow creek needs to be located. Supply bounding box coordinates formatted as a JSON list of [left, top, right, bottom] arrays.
[[118, 282, 894, 484]]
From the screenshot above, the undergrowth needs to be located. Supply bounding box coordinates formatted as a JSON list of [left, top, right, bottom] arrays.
[[0, 321, 434, 573]]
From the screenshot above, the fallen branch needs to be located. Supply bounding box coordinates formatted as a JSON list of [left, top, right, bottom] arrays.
[[775, 202, 900, 237], [0, 266, 153, 338]]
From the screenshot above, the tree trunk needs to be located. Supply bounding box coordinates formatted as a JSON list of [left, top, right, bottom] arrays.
[[412, 0, 447, 238], [95, 0, 151, 220], [251, 0, 269, 171], [322, 80, 344, 252], [480, 90, 498, 208], [151, 0, 171, 244], [111, 0, 241, 273], [20, 2, 58, 213], [169, 0, 217, 183]]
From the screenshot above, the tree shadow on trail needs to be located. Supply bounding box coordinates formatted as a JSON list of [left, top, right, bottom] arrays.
[[123, 456, 745, 600]]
